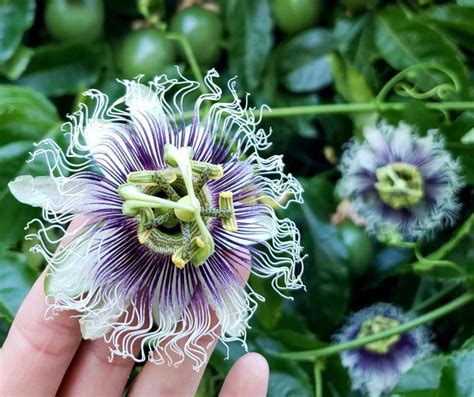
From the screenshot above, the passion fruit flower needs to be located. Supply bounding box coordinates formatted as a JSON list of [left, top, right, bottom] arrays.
[[8, 70, 304, 369], [334, 303, 434, 397], [339, 123, 463, 241]]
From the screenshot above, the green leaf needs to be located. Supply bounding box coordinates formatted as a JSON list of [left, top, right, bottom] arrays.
[[0, 85, 60, 249], [278, 28, 334, 93], [422, 5, 474, 51], [374, 6, 470, 99], [268, 372, 312, 397], [334, 15, 379, 89], [437, 348, 474, 397], [0, 251, 38, 321], [394, 355, 448, 395], [225, 0, 273, 90], [250, 274, 284, 331], [0, 45, 33, 80], [16, 43, 103, 97], [0, 0, 35, 64], [288, 176, 350, 337]]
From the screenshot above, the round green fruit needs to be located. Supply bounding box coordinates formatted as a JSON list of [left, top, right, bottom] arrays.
[[271, 0, 321, 34], [45, 0, 104, 44], [118, 29, 175, 80], [170, 6, 223, 66], [338, 221, 374, 277]]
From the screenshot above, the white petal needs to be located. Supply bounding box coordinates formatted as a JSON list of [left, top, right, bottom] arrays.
[[80, 300, 127, 340], [9, 175, 98, 213]]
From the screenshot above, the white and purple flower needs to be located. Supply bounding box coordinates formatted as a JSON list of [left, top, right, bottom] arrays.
[[8, 70, 304, 369], [335, 303, 434, 397], [339, 123, 463, 241]]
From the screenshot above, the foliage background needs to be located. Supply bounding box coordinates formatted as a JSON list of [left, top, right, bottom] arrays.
[[0, 0, 473, 395]]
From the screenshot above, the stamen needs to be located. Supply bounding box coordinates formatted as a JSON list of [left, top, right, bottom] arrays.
[[201, 207, 233, 218], [138, 208, 155, 244], [172, 236, 206, 269], [194, 166, 212, 192], [127, 170, 177, 185], [191, 161, 223, 180], [219, 191, 238, 232], [356, 315, 401, 354], [145, 210, 175, 229], [152, 172, 180, 201], [375, 162, 424, 209]]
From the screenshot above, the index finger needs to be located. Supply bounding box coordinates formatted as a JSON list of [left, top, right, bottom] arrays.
[[0, 270, 82, 396]]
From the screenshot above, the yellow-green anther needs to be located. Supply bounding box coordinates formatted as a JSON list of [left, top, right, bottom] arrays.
[[191, 161, 223, 180], [145, 210, 175, 229], [152, 172, 180, 201], [356, 315, 401, 354], [201, 207, 232, 218], [194, 166, 212, 192], [127, 170, 177, 185], [219, 191, 238, 232], [375, 162, 424, 209], [172, 236, 206, 269], [138, 208, 155, 244]]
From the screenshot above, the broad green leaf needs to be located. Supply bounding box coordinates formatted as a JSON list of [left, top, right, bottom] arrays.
[[334, 15, 379, 89], [288, 176, 350, 337], [0, 45, 33, 80], [422, 5, 474, 51], [0, 85, 60, 249], [0, 251, 38, 321], [16, 43, 103, 97], [374, 6, 470, 99], [0, 85, 59, 145], [394, 355, 448, 395], [250, 274, 284, 331], [441, 348, 474, 397], [0, 0, 35, 63], [278, 28, 334, 93], [225, 0, 273, 90], [268, 372, 312, 397]]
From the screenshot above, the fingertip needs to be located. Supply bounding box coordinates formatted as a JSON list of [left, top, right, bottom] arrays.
[[219, 352, 269, 397]]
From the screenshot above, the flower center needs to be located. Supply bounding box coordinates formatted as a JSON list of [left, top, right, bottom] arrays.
[[375, 162, 424, 209], [118, 144, 237, 269], [356, 315, 401, 354]]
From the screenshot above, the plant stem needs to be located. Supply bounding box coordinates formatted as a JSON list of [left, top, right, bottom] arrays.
[[409, 283, 459, 314], [252, 101, 474, 119], [165, 33, 205, 93], [280, 292, 473, 362], [314, 361, 323, 397]]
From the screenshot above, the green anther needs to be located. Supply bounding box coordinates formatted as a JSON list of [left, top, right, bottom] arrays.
[[172, 236, 206, 269], [219, 191, 238, 232], [194, 166, 212, 192], [138, 208, 155, 244], [191, 161, 223, 180], [201, 207, 233, 219], [152, 172, 180, 201], [127, 170, 177, 185], [375, 162, 424, 209], [356, 315, 401, 354], [145, 210, 175, 230]]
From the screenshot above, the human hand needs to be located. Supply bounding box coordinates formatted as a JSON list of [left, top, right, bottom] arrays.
[[0, 270, 269, 396]]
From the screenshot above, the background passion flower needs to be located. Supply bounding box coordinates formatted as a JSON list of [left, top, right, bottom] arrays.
[[339, 122, 463, 241], [8, 69, 305, 369], [334, 303, 434, 397]]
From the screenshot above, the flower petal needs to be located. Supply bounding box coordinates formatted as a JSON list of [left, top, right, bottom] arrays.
[[8, 175, 99, 213]]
